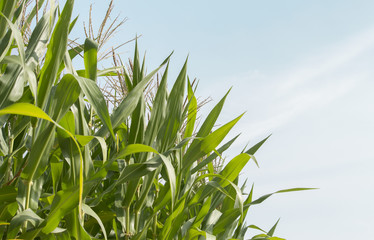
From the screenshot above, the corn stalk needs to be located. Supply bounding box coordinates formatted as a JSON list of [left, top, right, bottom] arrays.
[[0, 1, 313, 239]]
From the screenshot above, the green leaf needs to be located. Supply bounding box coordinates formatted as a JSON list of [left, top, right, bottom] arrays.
[[0, 186, 17, 203], [82, 204, 107, 240], [187, 88, 231, 151], [0, 2, 55, 108], [219, 153, 251, 187], [184, 78, 197, 139], [64, 209, 92, 240], [8, 209, 44, 239], [42, 173, 105, 234], [84, 38, 98, 82], [0, 103, 53, 122], [0, 202, 18, 221], [246, 134, 271, 155], [58, 111, 75, 137], [73, 75, 115, 139], [21, 74, 80, 181], [191, 134, 240, 174], [144, 63, 169, 146], [268, 219, 280, 237], [37, 0, 74, 109], [24, 5, 56, 97], [115, 144, 158, 159], [239, 184, 254, 225], [160, 198, 186, 240], [75, 135, 107, 163], [184, 113, 243, 171], [212, 207, 241, 235], [200, 113, 243, 153], [90, 157, 162, 206], [0, 10, 24, 64], [159, 154, 177, 210], [192, 196, 211, 228], [188, 227, 216, 240], [50, 157, 63, 194], [248, 224, 267, 233], [250, 188, 317, 205], [127, 92, 145, 148], [158, 58, 187, 152], [135, 169, 160, 211], [0, 0, 17, 39], [49, 74, 81, 121], [95, 63, 165, 139], [0, 30, 13, 65], [0, 101, 91, 221], [0, 11, 27, 104]]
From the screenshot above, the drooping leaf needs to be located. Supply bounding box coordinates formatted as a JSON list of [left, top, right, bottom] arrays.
[[82, 204, 107, 240], [7, 209, 44, 239]]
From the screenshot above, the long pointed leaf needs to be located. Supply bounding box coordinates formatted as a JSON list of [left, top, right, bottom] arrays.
[[37, 0, 74, 109]]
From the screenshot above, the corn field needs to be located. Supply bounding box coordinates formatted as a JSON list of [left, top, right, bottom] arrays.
[[0, 1, 312, 239]]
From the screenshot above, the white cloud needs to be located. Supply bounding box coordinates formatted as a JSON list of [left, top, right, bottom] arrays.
[[242, 74, 361, 139], [230, 27, 374, 142], [277, 26, 374, 95]]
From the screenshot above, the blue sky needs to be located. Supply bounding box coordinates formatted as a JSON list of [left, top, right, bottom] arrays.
[[71, 1, 374, 239]]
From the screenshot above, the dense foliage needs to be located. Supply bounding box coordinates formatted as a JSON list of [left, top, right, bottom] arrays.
[[0, 1, 311, 239]]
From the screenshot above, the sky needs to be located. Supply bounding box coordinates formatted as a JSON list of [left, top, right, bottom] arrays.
[[70, 1, 374, 239]]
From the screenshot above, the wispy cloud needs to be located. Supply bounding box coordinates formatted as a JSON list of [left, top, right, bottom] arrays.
[[243, 75, 362, 139], [277, 26, 374, 94], [231, 27, 374, 142]]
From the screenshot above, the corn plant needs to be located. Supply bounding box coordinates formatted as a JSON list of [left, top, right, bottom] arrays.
[[0, 1, 312, 239]]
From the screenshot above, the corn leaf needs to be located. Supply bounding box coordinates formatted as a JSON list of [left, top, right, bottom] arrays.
[[73, 75, 115, 139], [37, 0, 74, 109], [84, 38, 98, 82]]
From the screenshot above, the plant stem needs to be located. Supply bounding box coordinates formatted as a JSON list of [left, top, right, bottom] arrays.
[[89, 107, 94, 134], [5, 118, 14, 183], [134, 210, 139, 233], [152, 189, 159, 239], [25, 180, 32, 210], [4, 137, 14, 183], [152, 213, 157, 239], [31, 123, 36, 145], [22, 180, 33, 233], [125, 206, 130, 240]]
